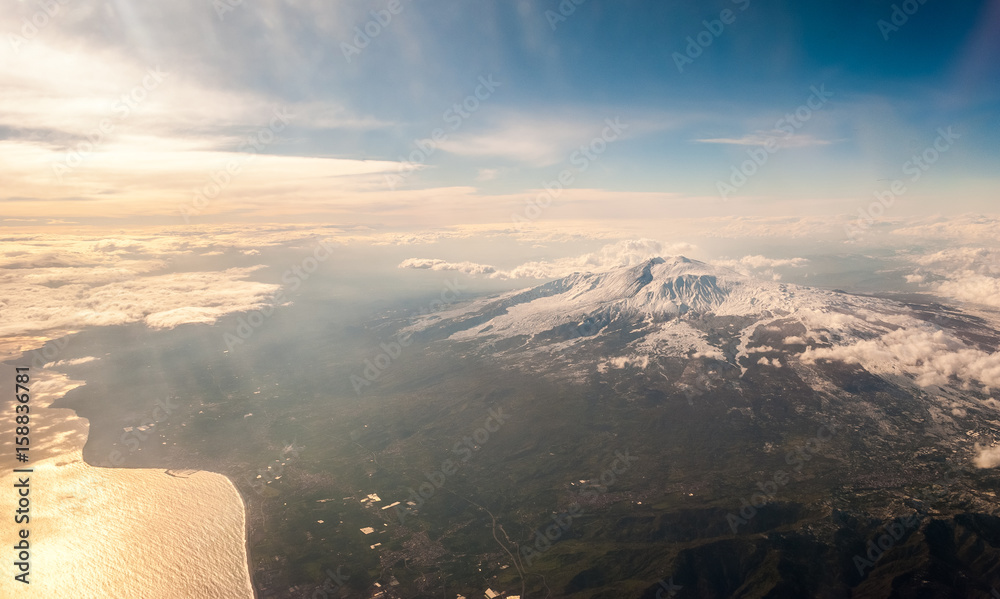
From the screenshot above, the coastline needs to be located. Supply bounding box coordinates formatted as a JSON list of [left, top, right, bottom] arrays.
[[230, 477, 262, 599], [0, 363, 256, 598]]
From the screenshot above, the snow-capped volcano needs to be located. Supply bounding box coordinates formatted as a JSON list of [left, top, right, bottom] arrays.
[[443, 255, 876, 330], [411, 256, 1000, 395], [418, 255, 892, 354]]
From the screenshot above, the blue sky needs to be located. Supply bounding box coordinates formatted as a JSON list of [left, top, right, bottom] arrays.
[[1, 0, 997, 226]]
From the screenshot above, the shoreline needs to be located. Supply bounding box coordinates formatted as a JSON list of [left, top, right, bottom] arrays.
[[1, 353, 258, 598], [229, 476, 262, 599]]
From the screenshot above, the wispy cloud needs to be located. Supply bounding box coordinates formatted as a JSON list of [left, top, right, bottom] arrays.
[[434, 117, 592, 165], [694, 130, 837, 148]]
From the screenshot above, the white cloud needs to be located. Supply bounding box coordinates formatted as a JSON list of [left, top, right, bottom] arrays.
[[973, 445, 1000, 469], [912, 247, 1000, 275], [890, 216, 1000, 245], [802, 326, 1000, 391], [44, 356, 99, 368], [935, 272, 1000, 308], [737, 255, 809, 269], [398, 258, 497, 276], [903, 247, 1000, 308], [0, 229, 341, 341], [0, 266, 278, 337], [398, 238, 698, 280], [694, 131, 835, 148], [715, 255, 809, 281]]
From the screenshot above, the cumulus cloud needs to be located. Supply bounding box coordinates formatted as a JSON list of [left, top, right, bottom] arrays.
[[599, 355, 651, 371], [0, 229, 336, 345], [912, 247, 1000, 274], [934, 271, 1000, 308], [891, 216, 1000, 245], [398, 258, 497, 276], [973, 445, 1000, 469], [1, 266, 278, 337], [738, 256, 809, 269], [802, 326, 1000, 391], [715, 255, 809, 281], [398, 238, 697, 280], [903, 247, 1000, 308]]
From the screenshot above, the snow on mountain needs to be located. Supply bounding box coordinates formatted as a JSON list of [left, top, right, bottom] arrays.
[[447, 256, 877, 334], [410, 256, 1000, 393]]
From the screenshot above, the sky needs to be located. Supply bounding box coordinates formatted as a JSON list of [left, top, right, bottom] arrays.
[[2, 0, 1000, 351], [2, 0, 998, 229]]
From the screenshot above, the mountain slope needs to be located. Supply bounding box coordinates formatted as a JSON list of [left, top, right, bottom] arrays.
[[410, 256, 1000, 397]]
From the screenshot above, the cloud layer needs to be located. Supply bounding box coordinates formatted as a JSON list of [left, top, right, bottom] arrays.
[[398, 238, 697, 280], [802, 326, 1000, 392], [0, 227, 349, 351]]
